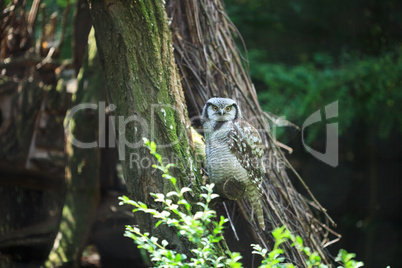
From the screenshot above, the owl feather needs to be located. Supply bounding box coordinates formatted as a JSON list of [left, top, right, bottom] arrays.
[[228, 120, 265, 230]]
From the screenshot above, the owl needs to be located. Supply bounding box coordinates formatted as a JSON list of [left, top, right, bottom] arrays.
[[201, 97, 265, 230]]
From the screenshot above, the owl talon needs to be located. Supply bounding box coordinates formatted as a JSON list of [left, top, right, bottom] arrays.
[[222, 178, 246, 200]]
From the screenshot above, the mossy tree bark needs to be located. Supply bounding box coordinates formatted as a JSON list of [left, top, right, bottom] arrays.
[[88, 0, 217, 258], [45, 29, 102, 268]]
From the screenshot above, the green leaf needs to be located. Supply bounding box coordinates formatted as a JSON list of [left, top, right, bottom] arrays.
[[180, 187, 192, 195], [155, 220, 163, 228], [174, 253, 182, 262], [167, 191, 179, 197], [166, 163, 176, 169], [150, 141, 156, 153], [153, 193, 165, 202], [210, 193, 220, 199], [295, 235, 303, 247], [138, 202, 148, 209], [161, 239, 168, 247], [152, 164, 165, 171]]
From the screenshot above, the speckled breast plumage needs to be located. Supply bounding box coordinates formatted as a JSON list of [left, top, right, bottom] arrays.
[[205, 122, 249, 199]]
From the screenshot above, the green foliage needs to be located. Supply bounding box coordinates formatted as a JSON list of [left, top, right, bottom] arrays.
[[252, 226, 359, 268], [335, 250, 364, 268], [120, 139, 366, 268], [252, 227, 295, 268], [252, 49, 402, 141]]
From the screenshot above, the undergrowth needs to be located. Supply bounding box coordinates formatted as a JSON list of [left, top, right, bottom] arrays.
[[119, 139, 365, 268]]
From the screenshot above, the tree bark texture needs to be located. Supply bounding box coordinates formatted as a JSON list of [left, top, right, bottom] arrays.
[[89, 0, 209, 257]]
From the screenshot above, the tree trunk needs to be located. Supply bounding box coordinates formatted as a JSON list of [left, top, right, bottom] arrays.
[[45, 29, 102, 268], [89, 0, 209, 257]]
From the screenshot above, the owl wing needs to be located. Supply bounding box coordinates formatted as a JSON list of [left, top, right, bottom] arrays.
[[227, 119, 266, 230], [227, 119, 265, 187]]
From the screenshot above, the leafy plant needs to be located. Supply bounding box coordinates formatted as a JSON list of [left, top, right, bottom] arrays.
[[120, 139, 366, 268], [119, 138, 240, 267], [335, 250, 364, 268], [253, 226, 367, 268]]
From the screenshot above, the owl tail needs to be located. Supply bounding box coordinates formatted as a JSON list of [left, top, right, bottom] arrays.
[[249, 192, 265, 230], [256, 200, 265, 230]]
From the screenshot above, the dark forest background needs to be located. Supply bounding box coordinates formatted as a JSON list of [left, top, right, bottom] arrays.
[[1, 0, 401, 267], [225, 0, 402, 267]]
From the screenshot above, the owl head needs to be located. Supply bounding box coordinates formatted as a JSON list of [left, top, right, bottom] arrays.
[[201, 98, 242, 123]]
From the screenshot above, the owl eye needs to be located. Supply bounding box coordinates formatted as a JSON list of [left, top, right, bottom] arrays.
[[226, 106, 231, 112], [212, 106, 218, 111]]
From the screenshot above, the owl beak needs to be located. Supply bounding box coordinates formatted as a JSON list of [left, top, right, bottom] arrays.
[[219, 109, 226, 115]]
